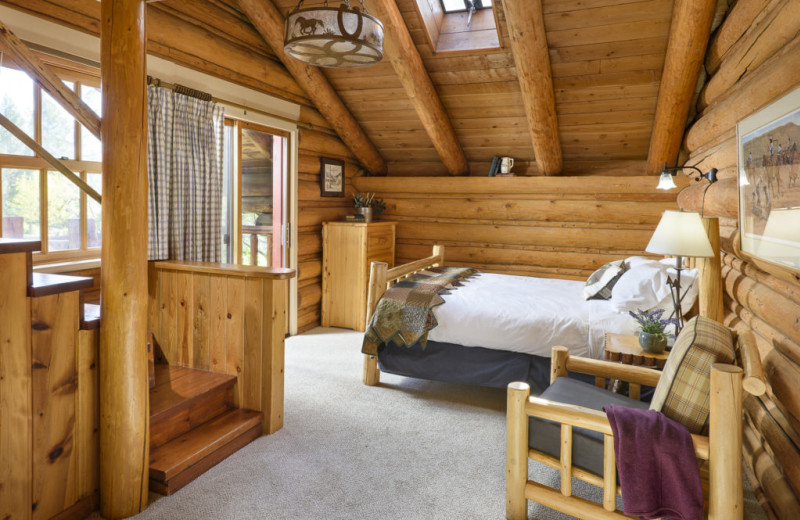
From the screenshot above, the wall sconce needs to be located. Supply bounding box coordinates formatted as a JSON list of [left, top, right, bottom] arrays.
[[656, 163, 718, 190]]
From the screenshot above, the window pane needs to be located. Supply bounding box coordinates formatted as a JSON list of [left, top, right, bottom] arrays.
[[441, 0, 491, 12], [221, 124, 233, 263], [0, 67, 35, 156], [2, 168, 40, 240], [81, 86, 102, 162], [41, 81, 76, 160], [47, 170, 80, 251], [87, 173, 101, 248]]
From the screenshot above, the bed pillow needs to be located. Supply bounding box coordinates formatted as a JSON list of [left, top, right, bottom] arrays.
[[608, 261, 672, 312], [583, 260, 627, 300]]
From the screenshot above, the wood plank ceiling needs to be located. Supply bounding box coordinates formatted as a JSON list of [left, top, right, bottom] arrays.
[[8, 0, 730, 177], [271, 0, 686, 176]]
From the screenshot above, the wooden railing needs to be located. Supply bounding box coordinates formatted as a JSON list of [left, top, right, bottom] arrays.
[[242, 224, 273, 266], [147, 260, 295, 434]]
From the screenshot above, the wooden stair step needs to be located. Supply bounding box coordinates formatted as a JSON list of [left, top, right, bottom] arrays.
[[150, 364, 237, 449], [149, 408, 262, 495], [29, 272, 94, 297]]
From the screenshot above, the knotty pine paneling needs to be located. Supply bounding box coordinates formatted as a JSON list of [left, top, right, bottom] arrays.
[[683, 0, 800, 516], [354, 175, 679, 280]]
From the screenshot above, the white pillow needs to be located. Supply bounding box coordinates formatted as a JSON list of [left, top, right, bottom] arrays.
[[609, 261, 672, 312]]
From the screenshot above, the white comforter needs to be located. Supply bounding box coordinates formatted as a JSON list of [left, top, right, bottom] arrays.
[[427, 272, 639, 359]]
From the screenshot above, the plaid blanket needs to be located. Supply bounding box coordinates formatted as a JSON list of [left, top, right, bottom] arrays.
[[361, 267, 480, 356]]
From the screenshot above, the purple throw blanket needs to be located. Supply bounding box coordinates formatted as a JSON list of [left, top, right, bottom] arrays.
[[603, 405, 703, 520]]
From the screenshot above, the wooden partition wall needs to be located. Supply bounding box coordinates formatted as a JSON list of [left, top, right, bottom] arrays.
[[681, 0, 800, 516], [147, 261, 294, 434], [352, 176, 683, 279]]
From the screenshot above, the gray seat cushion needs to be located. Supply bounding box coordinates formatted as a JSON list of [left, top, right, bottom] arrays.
[[529, 377, 649, 477]]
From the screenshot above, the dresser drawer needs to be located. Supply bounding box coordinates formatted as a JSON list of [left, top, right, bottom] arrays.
[[367, 228, 394, 254]]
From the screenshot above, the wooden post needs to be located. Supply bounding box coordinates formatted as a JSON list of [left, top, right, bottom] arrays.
[[560, 424, 573, 496], [236, 0, 387, 175], [709, 364, 743, 520], [100, 1, 150, 518], [506, 382, 530, 520], [362, 261, 388, 386], [503, 0, 563, 176], [551, 346, 569, 384], [0, 248, 33, 520], [645, 0, 717, 174], [369, 0, 469, 176], [261, 279, 287, 434], [699, 217, 724, 323], [602, 435, 616, 511]]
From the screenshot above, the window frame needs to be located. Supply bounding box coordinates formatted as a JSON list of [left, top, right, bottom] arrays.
[[0, 55, 102, 265], [439, 0, 492, 14]]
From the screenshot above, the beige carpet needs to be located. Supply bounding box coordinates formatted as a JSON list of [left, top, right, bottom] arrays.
[[93, 327, 767, 519]]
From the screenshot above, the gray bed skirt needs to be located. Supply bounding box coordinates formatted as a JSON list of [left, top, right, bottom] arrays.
[[377, 340, 556, 395]]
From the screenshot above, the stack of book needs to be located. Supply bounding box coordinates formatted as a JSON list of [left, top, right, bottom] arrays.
[[344, 214, 366, 222]]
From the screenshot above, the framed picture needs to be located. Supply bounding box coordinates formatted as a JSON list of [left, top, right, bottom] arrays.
[[737, 86, 800, 272], [319, 157, 345, 197]]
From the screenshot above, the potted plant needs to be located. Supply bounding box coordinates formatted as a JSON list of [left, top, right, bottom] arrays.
[[353, 192, 385, 223], [628, 308, 677, 353]]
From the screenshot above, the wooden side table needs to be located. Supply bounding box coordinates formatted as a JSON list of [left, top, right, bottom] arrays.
[[604, 333, 669, 399]]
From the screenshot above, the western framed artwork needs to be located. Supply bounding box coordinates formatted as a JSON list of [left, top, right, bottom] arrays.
[[737, 86, 800, 271], [319, 157, 345, 197]]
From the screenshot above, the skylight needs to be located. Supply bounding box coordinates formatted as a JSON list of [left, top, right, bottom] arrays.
[[441, 0, 493, 14]]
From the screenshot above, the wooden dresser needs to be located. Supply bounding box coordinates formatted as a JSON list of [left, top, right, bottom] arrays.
[[322, 221, 396, 332]]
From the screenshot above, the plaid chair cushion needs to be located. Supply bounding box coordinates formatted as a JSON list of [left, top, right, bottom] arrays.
[[649, 316, 734, 434]]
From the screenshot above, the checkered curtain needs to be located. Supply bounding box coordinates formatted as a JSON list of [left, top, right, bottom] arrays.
[[147, 86, 224, 261]]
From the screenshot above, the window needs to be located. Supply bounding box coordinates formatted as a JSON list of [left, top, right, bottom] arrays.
[[441, 0, 492, 14], [220, 119, 289, 268], [417, 0, 500, 53], [0, 60, 102, 263]]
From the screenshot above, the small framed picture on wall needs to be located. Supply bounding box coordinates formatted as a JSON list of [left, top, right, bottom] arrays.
[[320, 157, 345, 197]]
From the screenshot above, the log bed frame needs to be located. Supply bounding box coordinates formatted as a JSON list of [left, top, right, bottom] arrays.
[[362, 244, 445, 386], [361, 218, 725, 389]]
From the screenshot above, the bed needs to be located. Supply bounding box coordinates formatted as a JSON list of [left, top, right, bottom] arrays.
[[361, 245, 702, 394]]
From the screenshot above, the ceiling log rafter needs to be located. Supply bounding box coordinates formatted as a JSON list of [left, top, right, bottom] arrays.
[[369, 0, 469, 176], [502, 0, 563, 176], [0, 18, 101, 140], [236, 0, 387, 175], [645, 0, 717, 175]]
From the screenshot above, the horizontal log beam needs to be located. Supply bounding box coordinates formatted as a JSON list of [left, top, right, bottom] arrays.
[[236, 0, 387, 175], [676, 178, 737, 218], [699, 0, 800, 111], [645, 0, 717, 174], [705, 0, 771, 75], [0, 113, 101, 203], [0, 18, 102, 140]]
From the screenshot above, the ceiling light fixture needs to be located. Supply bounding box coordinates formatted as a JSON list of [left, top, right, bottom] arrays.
[[284, 0, 384, 68], [656, 162, 718, 190]]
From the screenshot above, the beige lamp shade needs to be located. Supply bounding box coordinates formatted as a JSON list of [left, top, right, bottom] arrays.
[[646, 210, 714, 258]]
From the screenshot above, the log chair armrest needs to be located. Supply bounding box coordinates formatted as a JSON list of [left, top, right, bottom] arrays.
[[525, 395, 710, 460], [735, 330, 766, 396], [551, 346, 662, 388]]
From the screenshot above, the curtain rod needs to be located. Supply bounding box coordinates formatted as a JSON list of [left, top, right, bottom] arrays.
[[146, 75, 333, 135]]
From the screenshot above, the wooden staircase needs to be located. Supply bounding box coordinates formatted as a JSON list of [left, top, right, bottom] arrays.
[[148, 364, 263, 495]]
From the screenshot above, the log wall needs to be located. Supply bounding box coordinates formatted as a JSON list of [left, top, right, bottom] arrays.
[[683, 1, 800, 516], [352, 176, 681, 279]]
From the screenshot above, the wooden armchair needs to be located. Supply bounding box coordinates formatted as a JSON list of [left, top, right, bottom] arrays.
[[506, 317, 766, 520]]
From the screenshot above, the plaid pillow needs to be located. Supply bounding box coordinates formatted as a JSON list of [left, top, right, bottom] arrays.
[[649, 316, 735, 434], [583, 260, 626, 300]]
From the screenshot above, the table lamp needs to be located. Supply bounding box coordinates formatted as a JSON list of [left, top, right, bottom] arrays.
[[646, 210, 714, 333]]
